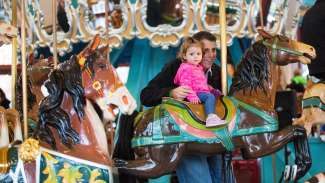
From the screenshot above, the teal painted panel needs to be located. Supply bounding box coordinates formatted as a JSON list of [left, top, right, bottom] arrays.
[[149, 175, 171, 183], [260, 138, 325, 183], [301, 0, 316, 7], [39, 152, 110, 183]]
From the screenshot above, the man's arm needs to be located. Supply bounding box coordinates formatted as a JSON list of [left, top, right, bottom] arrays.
[[140, 60, 180, 107]]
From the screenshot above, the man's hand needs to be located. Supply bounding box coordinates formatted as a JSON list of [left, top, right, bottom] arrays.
[[170, 86, 191, 100]]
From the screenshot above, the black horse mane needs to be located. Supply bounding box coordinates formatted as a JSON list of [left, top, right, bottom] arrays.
[[16, 75, 37, 121], [229, 40, 270, 95], [36, 54, 96, 149]]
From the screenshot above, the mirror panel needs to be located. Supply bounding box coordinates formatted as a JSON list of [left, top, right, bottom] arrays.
[[26, 0, 133, 55], [196, 0, 247, 46]]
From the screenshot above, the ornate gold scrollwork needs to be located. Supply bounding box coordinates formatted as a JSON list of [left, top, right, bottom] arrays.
[[79, 0, 134, 48], [196, 0, 247, 46], [265, 0, 287, 35], [26, 0, 134, 55], [134, 0, 194, 49], [24, 0, 300, 51], [26, 0, 78, 55]]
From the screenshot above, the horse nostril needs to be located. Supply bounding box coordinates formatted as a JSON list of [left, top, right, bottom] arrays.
[[122, 96, 129, 105]]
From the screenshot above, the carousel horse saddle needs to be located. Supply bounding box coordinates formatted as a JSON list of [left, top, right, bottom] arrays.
[[302, 83, 325, 110], [132, 97, 278, 151], [161, 97, 236, 150], [162, 97, 234, 126]]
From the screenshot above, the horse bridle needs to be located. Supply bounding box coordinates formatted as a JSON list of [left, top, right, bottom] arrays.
[[262, 36, 304, 63]]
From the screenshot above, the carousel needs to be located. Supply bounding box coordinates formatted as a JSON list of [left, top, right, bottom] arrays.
[[0, 0, 324, 183]]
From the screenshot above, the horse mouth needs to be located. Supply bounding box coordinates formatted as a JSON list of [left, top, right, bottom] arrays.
[[303, 52, 316, 60], [108, 104, 119, 118]]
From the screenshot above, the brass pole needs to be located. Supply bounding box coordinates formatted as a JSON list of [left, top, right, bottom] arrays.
[[259, 0, 264, 28], [105, 0, 109, 36], [21, 0, 28, 139], [52, 0, 58, 67], [105, 0, 115, 157], [219, 0, 227, 95], [11, 0, 18, 109]]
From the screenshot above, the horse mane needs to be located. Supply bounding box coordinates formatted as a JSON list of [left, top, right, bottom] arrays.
[[229, 41, 270, 95], [37, 55, 89, 149], [16, 75, 37, 120]]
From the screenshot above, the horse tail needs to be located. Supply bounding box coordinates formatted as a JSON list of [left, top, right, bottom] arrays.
[[113, 111, 138, 160], [305, 172, 325, 183]]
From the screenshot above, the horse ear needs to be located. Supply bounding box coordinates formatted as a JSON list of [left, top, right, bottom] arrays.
[[258, 29, 273, 39], [90, 35, 101, 51], [104, 46, 111, 66]]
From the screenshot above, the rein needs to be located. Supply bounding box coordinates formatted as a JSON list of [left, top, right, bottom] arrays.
[[262, 37, 304, 63]]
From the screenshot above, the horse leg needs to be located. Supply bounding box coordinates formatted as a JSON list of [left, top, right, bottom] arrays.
[[222, 152, 237, 183], [291, 126, 311, 181], [241, 125, 311, 181], [115, 143, 185, 178]]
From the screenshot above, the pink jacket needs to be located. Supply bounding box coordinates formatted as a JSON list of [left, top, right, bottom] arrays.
[[174, 63, 210, 102]]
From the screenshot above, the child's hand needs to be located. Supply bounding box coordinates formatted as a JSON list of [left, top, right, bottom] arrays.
[[208, 85, 214, 90], [211, 88, 222, 97], [190, 98, 201, 104]]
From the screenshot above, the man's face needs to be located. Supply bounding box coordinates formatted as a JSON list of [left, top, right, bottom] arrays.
[[201, 39, 217, 70]]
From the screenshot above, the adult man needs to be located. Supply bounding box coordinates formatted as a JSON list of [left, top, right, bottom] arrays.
[[300, 0, 325, 80], [141, 31, 230, 183]]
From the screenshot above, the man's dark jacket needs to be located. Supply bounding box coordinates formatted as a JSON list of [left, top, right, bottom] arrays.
[[301, 0, 325, 78], [140, 58, 221, 107]]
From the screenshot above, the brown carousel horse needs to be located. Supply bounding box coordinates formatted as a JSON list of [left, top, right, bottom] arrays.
[[293, 81, 325, 135], [16, 57, 53, 133], [16, 35, 136, 182], [113, 30, 316, 182]]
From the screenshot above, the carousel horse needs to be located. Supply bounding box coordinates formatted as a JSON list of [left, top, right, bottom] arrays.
[[293, 81, 325, 135], [17, 35, 136, 183], [0, 107, 23, 181], [114, 30, 316, 182], [16, 57, 53, 134]]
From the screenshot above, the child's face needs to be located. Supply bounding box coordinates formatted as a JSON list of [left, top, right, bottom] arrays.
[[183, 46, 202, 65]]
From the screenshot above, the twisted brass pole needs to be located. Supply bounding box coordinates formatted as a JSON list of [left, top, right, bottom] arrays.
[[11, 0, 17, 108], [21, 0, 28, 139], [52, 0, 58, 67], [219, 0, 227, 95]]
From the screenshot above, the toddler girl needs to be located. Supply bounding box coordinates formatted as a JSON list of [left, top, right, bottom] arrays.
[[174, 37, 226, 127]]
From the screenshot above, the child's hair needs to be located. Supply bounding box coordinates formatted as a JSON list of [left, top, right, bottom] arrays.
[[178, 37, 203, 61]]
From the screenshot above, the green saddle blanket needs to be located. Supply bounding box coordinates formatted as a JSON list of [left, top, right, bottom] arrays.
[[132, 97, 279, 152]]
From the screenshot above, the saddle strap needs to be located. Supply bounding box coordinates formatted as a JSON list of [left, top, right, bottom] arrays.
[[153, 106, 163, 140], [302, 96, 325, 111]]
